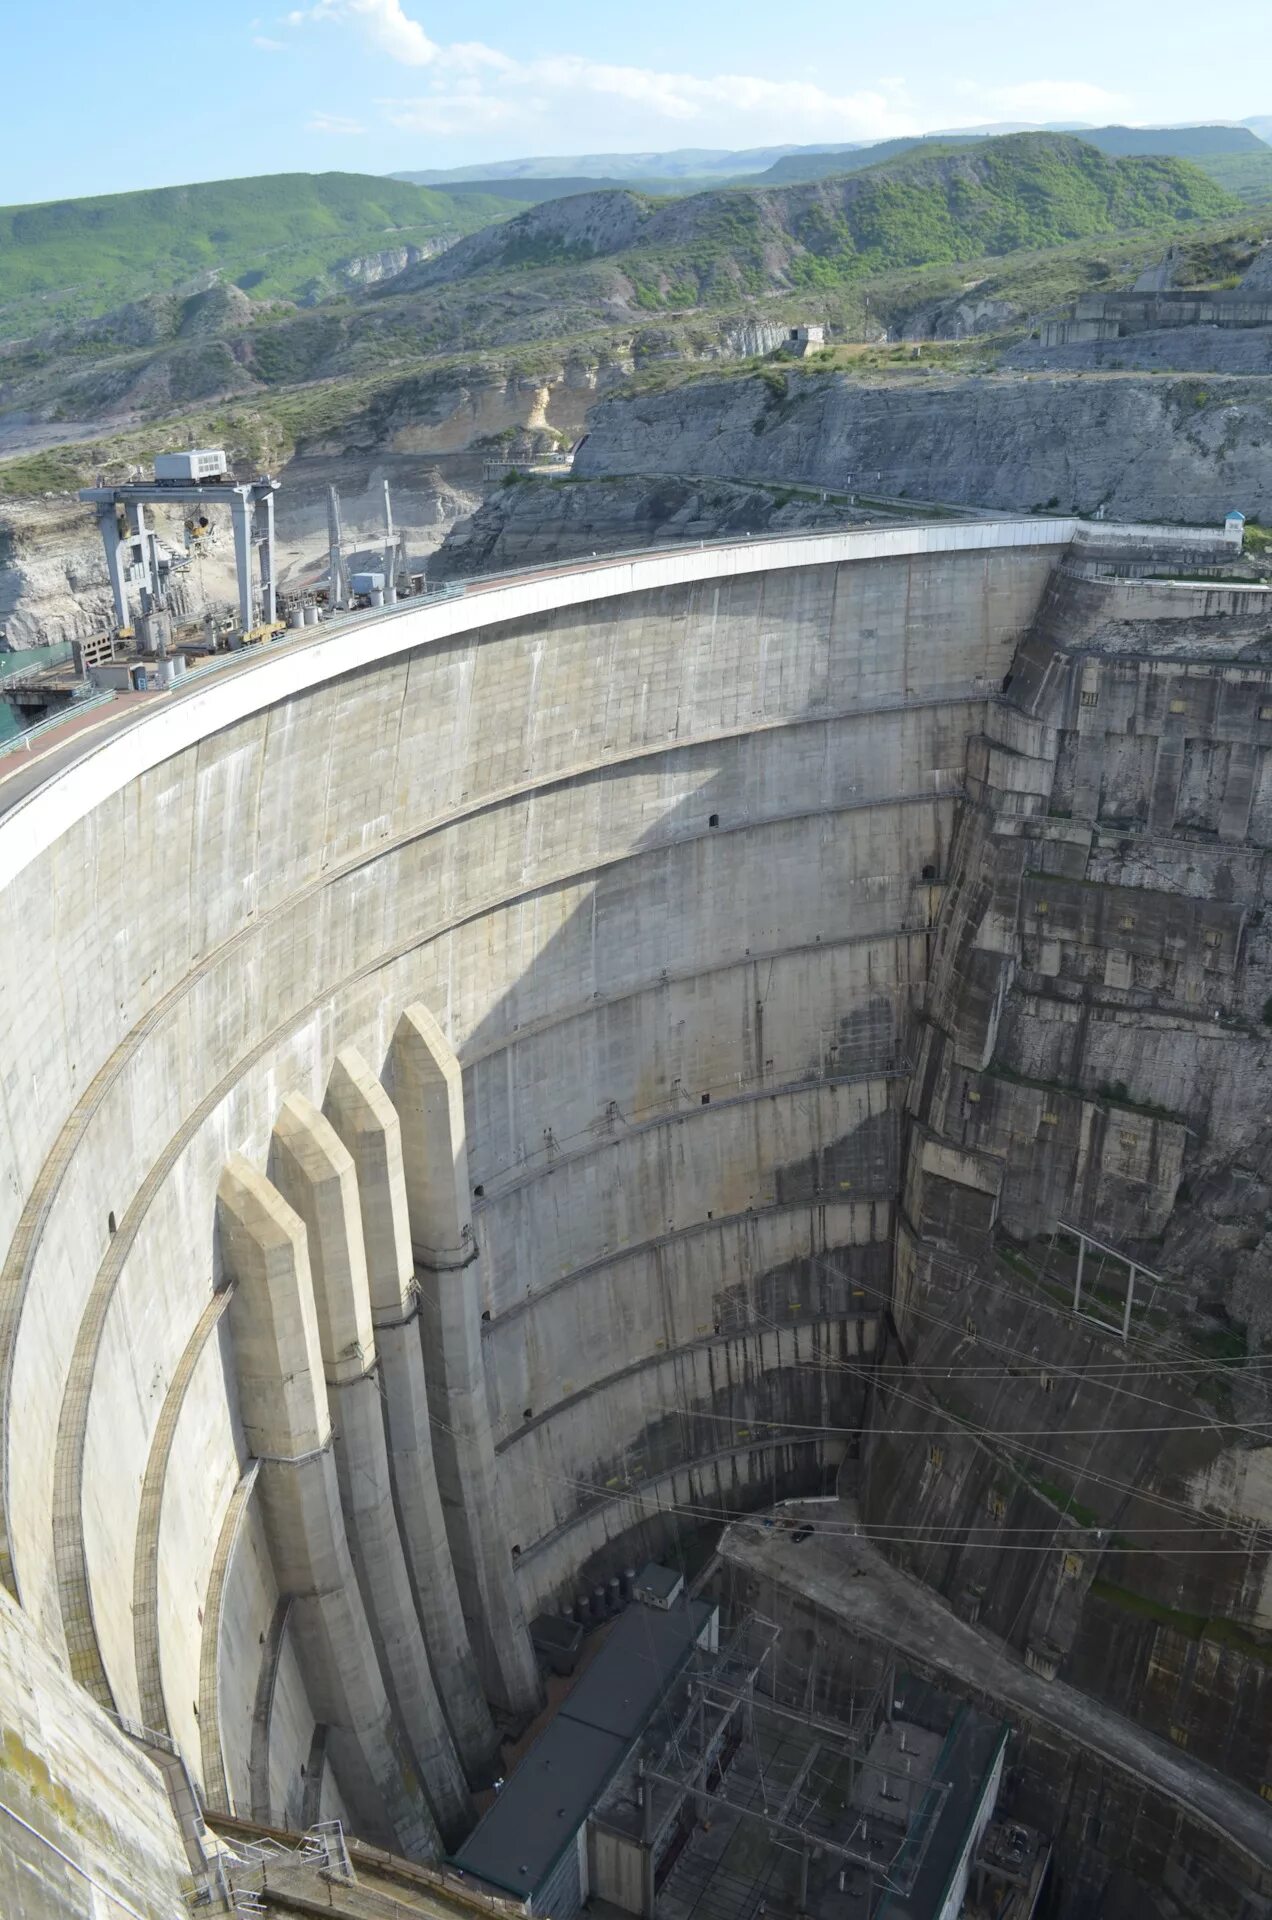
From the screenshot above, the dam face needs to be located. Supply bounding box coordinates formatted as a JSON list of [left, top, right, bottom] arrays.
[[11, 520, 1243, 1905]]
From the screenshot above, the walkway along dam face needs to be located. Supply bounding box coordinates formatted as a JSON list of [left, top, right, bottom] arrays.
[[3, 520, 1271, 1913]]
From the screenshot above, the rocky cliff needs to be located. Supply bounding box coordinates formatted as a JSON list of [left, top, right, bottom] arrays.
[[426, 472, 868, 577], [865, 561, 1272, 1796], [575, 369, 1272, 521]]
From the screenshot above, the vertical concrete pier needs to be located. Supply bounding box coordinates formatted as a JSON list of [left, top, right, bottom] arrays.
[[389, 1005, 541, 1722], [216, 1154, 439, 1859], [324, 1047, 499, 1782], [269, 1099, 471, 1840]]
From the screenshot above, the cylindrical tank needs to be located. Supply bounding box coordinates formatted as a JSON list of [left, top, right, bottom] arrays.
[[287, 608, 306, 630], [368, 588, 385, 609], [574, 1594, 588, 1625], [591, 1585, 606, 1620], [608, 1576, 622, 1614], [621, 1567, 636, 1599]]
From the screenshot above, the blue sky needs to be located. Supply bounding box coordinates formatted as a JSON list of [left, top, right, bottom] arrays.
[[3, 0, 1270, 203]]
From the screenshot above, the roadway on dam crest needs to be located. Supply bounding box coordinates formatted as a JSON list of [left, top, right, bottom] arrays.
[[0, 518, 1077, 870]]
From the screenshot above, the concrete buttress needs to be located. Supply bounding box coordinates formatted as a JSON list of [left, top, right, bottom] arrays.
[[324, 1046, 499, 1783], [216, 1153, 440, 1860], [389, 1005, 541, 1722], [268, 1099, 472, 1842]]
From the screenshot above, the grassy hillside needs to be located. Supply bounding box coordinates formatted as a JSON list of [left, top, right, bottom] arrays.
[[759, 135, 981, 184], [1081, 124, 1266, 157], [403, 136, 1238, 310], [759, 126, 1265, 188], [0, 172, 512, 337], [1194, 151, 1272, 206]]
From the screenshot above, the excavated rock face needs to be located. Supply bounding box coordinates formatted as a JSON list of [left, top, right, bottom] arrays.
[[0, 494, 115, 645], [0, 463, 481, 649], [427, 472, 867, 577], [870, 563, 1272, 1798], [575, 369, 1272, 522]]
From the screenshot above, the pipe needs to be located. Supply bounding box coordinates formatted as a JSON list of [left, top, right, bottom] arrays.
[[0, 1796, 156, 1920], [257, 487, 276, 627], [383, 479, 398, 607]]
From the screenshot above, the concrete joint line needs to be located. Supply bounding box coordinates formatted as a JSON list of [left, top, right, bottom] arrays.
[[413, 1241, 479, 1274], [488, 1190, 894, 1331], [457, 929, 929, 1077], [473, 1067, 900, 1207], [254, 1441, 336, 1468], [373, 1301, 422, 1332], [2, 506, 1058, 861], [516, 1427, 839, 1568], [494, 1311, 876, 1454], [1, 786, 930, 1606], [327, 1357, 382, 1390], [0, 695, 970, 1598], [199, 1460, 261, 1813], [132, 1283, 238, 1737]]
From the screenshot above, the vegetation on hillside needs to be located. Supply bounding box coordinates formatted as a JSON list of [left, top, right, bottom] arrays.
[[0, 172, 511, 337], [1193, 151, 1272, 207], [757, 125, 1267, 189], [0, 133, 1267, 496], [408, 136, 1237, 313]]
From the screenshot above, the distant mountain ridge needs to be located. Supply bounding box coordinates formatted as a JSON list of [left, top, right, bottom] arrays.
[[392, 143, 869, 185], [394, 123, 1269, 191], [758, 126, 1268, 188], [388, 135, 1237, 307]]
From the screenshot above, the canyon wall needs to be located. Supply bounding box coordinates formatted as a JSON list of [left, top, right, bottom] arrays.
[[575, 370, 1272, 522]]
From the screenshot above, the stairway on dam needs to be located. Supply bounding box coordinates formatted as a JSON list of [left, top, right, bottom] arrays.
[[0, 521, 1269, 1919]]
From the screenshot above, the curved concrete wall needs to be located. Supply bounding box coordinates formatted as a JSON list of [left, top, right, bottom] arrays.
[[0, 523, 1067, 1851]]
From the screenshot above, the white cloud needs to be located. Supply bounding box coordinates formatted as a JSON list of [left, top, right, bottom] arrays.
[[252, 33, 286, 50], [287, 0, 918, 143], [954, 78, 1134, 124], [295, 0, 438, 66], [308, 111, 367, 133], [379, 90, 514, 137]]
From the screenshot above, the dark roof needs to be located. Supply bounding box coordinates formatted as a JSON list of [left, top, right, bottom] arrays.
[[561, 1599, 710, 1741], [882, 1705, 1008, 1920], [451, 1598, 713, 1896], [634, 1561, 683, 1599], [452, 1717, 626, 1897]]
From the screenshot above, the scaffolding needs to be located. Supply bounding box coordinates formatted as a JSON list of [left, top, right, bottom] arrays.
[[592, 1615, 952, 1920], [78, 474, 279, 642], [1054, 1220, 1167, 1343]]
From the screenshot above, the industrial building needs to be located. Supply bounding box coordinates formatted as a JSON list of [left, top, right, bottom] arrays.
[[454, 1572, 1009, 1920]]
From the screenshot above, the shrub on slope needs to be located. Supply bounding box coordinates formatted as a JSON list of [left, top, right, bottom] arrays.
[[397, 135, 1237, 307], [0, 172, 511, 335]]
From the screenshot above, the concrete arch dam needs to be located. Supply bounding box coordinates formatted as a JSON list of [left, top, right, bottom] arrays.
[[0, 523, 1071, 1863]]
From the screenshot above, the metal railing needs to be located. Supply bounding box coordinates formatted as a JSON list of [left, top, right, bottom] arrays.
[[0, 641, 74, 689], [0, 505, 1239, 771], [0, 688, 115, 758]]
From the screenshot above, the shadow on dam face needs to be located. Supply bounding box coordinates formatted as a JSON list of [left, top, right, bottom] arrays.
[[0, 537, 1065, 1866]]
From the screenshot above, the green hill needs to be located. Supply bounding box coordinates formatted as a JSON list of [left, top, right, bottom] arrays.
[[401, 136, 1239, 308], [1193, 150, 1272, 206], [758, 126, 1266, 188], [0, 172, 512, 337]]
